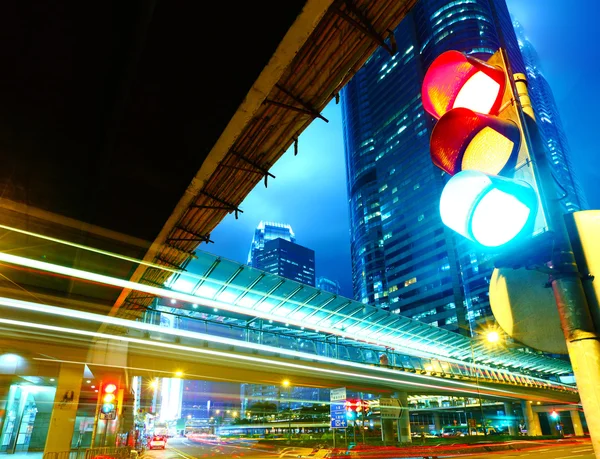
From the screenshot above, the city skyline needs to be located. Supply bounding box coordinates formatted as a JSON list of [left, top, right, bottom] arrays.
[[206, 0, 599, 304]]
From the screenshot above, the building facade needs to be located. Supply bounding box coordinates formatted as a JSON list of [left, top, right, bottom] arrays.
[[341, 0, 583, 334], [514, 21, 588, 213], [253, 238, 316, 287]]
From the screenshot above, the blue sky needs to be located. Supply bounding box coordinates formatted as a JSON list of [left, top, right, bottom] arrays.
[[207, 1, 599, 298]]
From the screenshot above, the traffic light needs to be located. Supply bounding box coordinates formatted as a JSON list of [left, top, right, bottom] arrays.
[[99, 382, 118, 420], [345, 399, 359, 420], [421, 49, 546, 249], [550, 411, 560, 420]]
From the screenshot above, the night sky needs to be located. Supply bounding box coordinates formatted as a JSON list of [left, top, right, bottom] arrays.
[[206, 0, 600, 299]]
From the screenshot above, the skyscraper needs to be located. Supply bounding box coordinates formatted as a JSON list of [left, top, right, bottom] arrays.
[[247, 221, 296, 266], [317, 277, 341, 295], [254, 238, 316, 286], [341, 0, 581, 334], [514, 21, 588, 212], [249, 222, 315, 287], [244, 222, 321, 407]]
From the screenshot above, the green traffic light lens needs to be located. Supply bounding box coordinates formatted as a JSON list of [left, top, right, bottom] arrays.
[[471, 188, 532, 247], [440, 170, 538, 248]]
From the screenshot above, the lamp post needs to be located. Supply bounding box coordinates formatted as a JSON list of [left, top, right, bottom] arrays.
[[469, 329, 502, 436], [282, 379, 291, 440]]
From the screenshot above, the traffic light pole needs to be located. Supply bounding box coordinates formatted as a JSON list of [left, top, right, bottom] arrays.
[[508, 50, 600, 458]]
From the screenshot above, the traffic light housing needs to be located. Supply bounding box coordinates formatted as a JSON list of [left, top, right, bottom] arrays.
[[422, 49, 547, 249], [99, 382, 118, 420], [345, 399, 360, 420]]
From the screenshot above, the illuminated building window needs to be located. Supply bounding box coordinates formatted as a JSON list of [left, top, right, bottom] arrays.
[[404, 277, 417, 287]]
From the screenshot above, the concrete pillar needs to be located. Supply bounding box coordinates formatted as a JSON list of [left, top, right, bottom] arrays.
[[44, 363, 84, 454], [381, 418, 394, 444], [521, 401, 542, 436], [433, 412, 442, 433], [0, 383, 11, 439], [396, 392, 411, 443], [570, 410, 585, 436], [504, 402, 518, 436]]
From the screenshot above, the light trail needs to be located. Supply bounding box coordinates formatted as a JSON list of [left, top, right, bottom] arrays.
[[0, 225, 573, 377], [0, 251, 461, 361], [0, 296, 508, 395], [0, 315, 501, 397], [0, 249, 572, 382], [0, 225, 479, 360]]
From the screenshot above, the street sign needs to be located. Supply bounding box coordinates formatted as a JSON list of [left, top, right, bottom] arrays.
[[330, 388, 347, 430], [330, 401, 347, 429], [330, 387, 346, 401], [379, 398, 402, 419]]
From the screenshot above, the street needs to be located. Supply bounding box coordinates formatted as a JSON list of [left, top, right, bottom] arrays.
[[144, 436, 278, 459], [142, 438, 597, 459], [439, 441, 595, 459]]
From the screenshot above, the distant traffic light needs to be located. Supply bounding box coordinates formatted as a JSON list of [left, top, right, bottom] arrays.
[[422, 49, 544, 249], [345, 399, 360, 420], [550, 411, 560, 420], [99, 382, 118, 420]]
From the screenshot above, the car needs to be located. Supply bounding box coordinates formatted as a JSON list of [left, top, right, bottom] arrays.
[[149, 436, 167, 450]]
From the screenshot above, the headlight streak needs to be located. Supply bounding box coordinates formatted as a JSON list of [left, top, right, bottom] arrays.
[[0, 227, 571, 377], [0, 315, 497, 397], [0, 238, 454, 361], [0, 296, 571, 400], [0, 251, 569, 383], [0, 252, 455, 358]]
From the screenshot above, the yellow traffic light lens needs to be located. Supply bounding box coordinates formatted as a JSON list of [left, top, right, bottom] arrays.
[[104, 384, 117, 394], [453, 71, 501, 115], [471, 188, 531, 247], [103, 393, 116, 403], [462, 126, 515, 174]]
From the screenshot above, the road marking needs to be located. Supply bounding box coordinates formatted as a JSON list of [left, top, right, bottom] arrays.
[[572, 448, 593, 453], [556, 455, 586, 459], [169, 446, 197, 459]]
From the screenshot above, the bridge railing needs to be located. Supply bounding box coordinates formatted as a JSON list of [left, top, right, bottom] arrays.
[[142, 308, 577, 394]]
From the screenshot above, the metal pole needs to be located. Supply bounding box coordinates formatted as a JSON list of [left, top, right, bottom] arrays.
[[90, 382, 103, 447], [470, 343, 486, 436], [505, 49, 600, 458]]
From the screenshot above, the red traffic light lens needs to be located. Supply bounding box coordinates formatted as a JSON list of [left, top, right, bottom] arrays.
[[422, 51, 505, 119], [430, 108, 520, 176], [104, 383, 117, 394]]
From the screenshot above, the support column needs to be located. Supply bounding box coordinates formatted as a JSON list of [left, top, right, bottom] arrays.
[[396, 392, 411, 443], [433, 412, 442, 434], [521, 401, 541, 436], [44, 363, 84, 454], [381, 419, 394, 444], [570, 410, 585, 436], [0, 383, 11, 440], [504, 402, 518, 436]]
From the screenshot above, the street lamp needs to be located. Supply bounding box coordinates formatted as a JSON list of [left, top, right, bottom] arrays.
[[282, 379, 291, 440]]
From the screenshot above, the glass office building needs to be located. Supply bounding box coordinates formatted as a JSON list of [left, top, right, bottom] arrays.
[[254, 238, 316, 287], [514, 21, 588, 212], [247, 221, 296, 266], [341, 0, 582, 334]]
